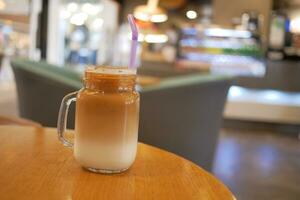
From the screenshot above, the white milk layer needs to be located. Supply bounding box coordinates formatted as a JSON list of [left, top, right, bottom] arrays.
[[74, 139, 138, 171]]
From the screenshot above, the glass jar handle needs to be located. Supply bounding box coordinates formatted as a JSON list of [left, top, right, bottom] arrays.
[[57, 91, 78, 148]]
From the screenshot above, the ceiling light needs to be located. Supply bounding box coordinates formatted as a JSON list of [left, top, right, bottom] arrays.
[[91, 18, 104, 30], [133, 0, 168, 23], [150, 14, 168, 23], [186, 10, 197, 19], [67, 3, 78, 13], [60, 10, 71, 19], [134, 5, 168, 23], [290, 18, 300, 33], [145, 34, 168, 43], [81, 3, 102, 15], [0, 1, 6, 10], [70, 12, 88, 26]]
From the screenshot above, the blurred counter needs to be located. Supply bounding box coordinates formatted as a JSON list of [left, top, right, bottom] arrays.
[[226, 60, 300, 125], [235, 60, 300, 92], [140, 59, 300, 93]]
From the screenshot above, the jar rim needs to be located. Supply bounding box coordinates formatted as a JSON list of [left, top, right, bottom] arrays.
[[85, 66, 136, 76]]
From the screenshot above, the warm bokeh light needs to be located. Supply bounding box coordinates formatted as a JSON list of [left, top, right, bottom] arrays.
[[91, 18, 104, 30], [81, 3, 102, 15], [186, 10, 197, 19], [67, 2, 78, 13], [0, 0, 6, 10], [145, 34, 168, 43], [70, 12, 88, 26], [290, 17, 300, 33], [133, 3, 168, 23], [60, 10, 71, 19], [150, 14, 168, 23]]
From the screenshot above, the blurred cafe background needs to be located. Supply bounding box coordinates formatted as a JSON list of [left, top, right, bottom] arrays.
[[0, 0, 299, 199]]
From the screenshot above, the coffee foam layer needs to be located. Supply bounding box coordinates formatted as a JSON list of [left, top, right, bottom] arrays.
[[89, 66, 136, 75]]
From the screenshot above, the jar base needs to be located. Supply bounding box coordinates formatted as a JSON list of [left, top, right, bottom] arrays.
[[84, 167, 129, 174]]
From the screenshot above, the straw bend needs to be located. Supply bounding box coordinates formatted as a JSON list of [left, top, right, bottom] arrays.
[[128, 14, 138, 40], [128, 14, 139, 69]]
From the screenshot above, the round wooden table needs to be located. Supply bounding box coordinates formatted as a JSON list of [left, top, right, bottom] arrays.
[[0, 126, 234, 199]]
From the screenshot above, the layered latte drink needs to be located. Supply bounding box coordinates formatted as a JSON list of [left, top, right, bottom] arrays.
[[74, 67, 139, 173]]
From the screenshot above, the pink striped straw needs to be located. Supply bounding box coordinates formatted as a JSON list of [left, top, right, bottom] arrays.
[[128, 14, 139, 69]]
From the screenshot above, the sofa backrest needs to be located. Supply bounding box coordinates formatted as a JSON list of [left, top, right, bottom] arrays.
[[139, 74, 232, 171], [11, 58, 81, 127]]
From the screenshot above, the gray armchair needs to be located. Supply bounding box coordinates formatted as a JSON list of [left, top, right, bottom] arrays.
[[11, 58, 81, 127], [139, 75, 231, 170]]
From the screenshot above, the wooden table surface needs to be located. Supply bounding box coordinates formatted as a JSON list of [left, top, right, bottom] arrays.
[[0, 125, 234, 200]]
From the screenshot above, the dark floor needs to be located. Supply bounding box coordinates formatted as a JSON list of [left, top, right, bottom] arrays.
[[213, 128, 300, 200]]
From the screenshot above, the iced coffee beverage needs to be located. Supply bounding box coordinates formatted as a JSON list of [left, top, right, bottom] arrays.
[[75, 67, 139, 173], [57, 66, 139, 174]]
